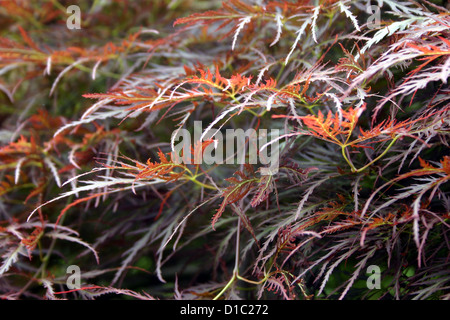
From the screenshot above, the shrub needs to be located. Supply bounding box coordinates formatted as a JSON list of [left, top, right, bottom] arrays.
[[0, 0, 449, 300]]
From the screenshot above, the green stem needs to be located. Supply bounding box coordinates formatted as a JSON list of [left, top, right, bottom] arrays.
[[275, 63, 286, 83], [213, 272, 237, 300], [212, 217, 270, 300], [342, 145, 357, 172], [342, 136, 400, 173], [355, 135, 400, 173], [186, 175, 216, 190]]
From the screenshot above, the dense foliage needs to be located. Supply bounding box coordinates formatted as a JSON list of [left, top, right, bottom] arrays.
[[0, 0, 449, 300]]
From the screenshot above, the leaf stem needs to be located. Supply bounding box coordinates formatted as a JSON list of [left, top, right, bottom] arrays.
[[212, 217, 270, 299], [186, 175, 216, 190], [342, 145, 357, 172], [342, 135, 400, 173], [355, 135, 400, 173]]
